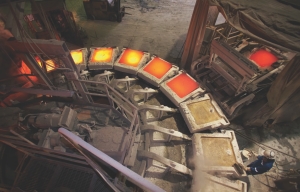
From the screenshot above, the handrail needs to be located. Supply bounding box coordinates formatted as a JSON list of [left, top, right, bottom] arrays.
[[78, 79, 140, 166], [78, 79, 138, 118], [59, 128, 165, 192]]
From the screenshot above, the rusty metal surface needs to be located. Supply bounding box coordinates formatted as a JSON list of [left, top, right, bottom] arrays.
[[180, 0, 209, 70]]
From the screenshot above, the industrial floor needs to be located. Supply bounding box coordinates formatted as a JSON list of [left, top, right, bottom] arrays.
[[233, 120, 300, 192], [65, 0, 196, 64]]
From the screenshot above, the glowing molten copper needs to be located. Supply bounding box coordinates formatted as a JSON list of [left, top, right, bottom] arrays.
[[91, 48, 113, 63], [35, 56, 42, 67], [250, 49, 278, 68], [20, 61, 38, 82], [20, 60, 32, 74], [143, 57, 172, 79], [166, 73, 199, 98], [71, 50, 83, 64], [119, 49, 144, 67], [45, 60, 56, 72], [35, 56, 56, 72]]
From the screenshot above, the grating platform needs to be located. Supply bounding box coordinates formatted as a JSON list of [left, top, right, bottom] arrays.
[[179, 94, 229, 133]]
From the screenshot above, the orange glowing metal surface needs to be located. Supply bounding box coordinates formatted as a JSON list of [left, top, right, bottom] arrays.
[[35, 56, 42, 67], [250, 49, 278, 68], [91, 48, 113, 63], [45, 60, 56, 72], [166, 73, 199, 98], [71, 50, 83, 64], [21, 61, 38, 82], [143, 57, 172, 79], [20, 60, 32, 74], [119, 49, 144, 67]]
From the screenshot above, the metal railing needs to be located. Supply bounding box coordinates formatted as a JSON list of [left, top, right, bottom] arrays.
[[77, 79, 140, 165]]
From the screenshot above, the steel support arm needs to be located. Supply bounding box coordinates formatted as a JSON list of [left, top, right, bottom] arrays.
[[137, 150, 193, 175], [141, 125, 191, 141]]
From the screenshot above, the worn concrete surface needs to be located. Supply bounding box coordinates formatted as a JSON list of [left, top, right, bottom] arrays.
[[230, 119, 300, 192], [65, 0, 196, 64]]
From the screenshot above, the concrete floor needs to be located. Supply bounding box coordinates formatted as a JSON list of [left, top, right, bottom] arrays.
[[231, 120, 300, 192], [65, 0, 196, 64]]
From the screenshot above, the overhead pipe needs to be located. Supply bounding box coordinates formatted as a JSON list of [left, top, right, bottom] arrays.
[[58, 128, 165, 192]]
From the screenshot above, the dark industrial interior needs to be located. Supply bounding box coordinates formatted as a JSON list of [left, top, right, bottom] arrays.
[[0, 0, 300, 191]]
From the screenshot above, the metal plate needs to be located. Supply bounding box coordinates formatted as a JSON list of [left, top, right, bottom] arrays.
[[192, 130, 246, 178], [179, 94, 229, 133]]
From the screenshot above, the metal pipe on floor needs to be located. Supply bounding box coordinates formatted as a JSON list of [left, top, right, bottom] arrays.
[[58, 128, 165, 192]]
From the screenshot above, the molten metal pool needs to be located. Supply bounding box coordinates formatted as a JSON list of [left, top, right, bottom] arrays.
[[91, 48, 113, 63], [45, 60, 56, 72], [118, 49, 144, 67], [35, 56, 56, 72], [143, 57, 172, 79], [71, 50, 83, 64], [166, 73, 199, 98], [250, 49, 278, 68]]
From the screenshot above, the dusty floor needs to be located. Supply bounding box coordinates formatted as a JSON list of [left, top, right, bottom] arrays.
[[65, 0, 196, 64], [230, 119, 300, 192]]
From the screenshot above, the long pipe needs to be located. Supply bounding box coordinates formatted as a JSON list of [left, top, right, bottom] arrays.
[[58, 128, 165, 192]]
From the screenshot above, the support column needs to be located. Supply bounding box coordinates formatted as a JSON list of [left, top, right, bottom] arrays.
[[180, 0, 209, 70]]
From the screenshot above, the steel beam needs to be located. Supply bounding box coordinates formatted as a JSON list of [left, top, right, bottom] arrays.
[[141, 125, 191, 141], [11, 87, 74, 97], [137, 150, 192, 175], [4, 39, 69, 56]]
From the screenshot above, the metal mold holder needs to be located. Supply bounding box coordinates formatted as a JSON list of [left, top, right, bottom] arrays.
[[192, 130, 246, 178], [70, 48, 89, 71], [137, 56, 179, 87], [179, 94, 229, 133], [114, 48, 150, 75], [88, 47, 119, 70], [192, 173, 247, 192], [160, 71, 205, 106]]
